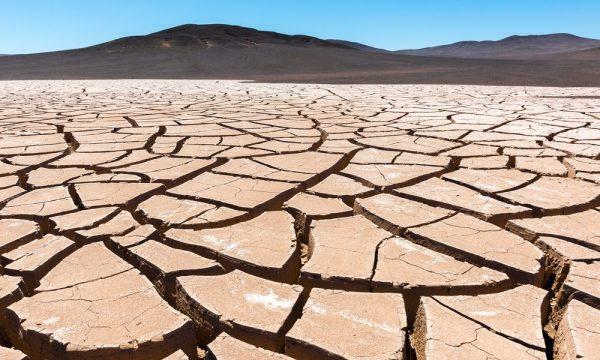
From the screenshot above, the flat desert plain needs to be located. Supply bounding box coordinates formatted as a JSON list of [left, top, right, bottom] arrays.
[[0, 80, 598, 359]]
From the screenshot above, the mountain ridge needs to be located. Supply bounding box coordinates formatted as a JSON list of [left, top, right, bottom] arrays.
[[0, 24, 599, 86], [396, 33, 600, 58], [88, 24, 356, 51]]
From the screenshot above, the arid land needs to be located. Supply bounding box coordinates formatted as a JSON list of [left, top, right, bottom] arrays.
[[1, 25, 600, 87], [0, 80, 598, 359]]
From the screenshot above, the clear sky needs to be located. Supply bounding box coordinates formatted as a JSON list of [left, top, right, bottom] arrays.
[[2, 0, 600, 54]]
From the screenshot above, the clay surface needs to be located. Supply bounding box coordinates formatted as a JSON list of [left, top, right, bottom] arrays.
[[0, 81, 599, 358]]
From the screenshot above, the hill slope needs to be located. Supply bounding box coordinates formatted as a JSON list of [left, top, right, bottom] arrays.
[[397, 33, 600, 59], [326, 39, 388, 52], [91, 24, 354, 50], [544, 46, 600, 61]]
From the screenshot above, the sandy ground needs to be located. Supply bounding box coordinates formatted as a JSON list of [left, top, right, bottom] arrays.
[[1, 45, 600, 87]]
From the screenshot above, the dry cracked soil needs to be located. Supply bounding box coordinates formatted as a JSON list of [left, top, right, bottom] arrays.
[[0, 80, 598, 359]]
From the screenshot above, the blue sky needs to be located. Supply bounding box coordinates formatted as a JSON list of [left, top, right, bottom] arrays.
[[1, 0, 600, 54]]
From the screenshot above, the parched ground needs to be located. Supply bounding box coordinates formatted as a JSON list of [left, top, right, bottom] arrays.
[[0, 80, 598, 360]]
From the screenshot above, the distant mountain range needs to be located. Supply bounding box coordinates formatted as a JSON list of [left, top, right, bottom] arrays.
[[396, 33, 600, 59], [0, 24, 598, 86]]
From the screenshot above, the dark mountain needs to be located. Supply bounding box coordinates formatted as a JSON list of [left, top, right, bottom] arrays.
[[326, 39, 388, 52], [0, 25, 599, 86], [90, 24, 354, 51], [397, 33, 600, 59]]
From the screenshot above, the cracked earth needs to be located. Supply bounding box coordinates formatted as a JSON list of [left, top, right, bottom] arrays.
[[0, 80, 598, 359]]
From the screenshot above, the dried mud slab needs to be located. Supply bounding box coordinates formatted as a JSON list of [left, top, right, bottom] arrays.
[[355, 134, 459, 154], [138, 194, 246, 227], [301, 215, 389, 290], [213, 158, 311, 182], [557, 261, 600, 307], [460, 155, 509, 169], [115, 157, 216, 183], [2, 234, 76, 290], [515, 157, 568, 176], [50, 206, 119, 232], [407, 213, 545, 284], [26, 167, 92, 187], [75, 182, 162, 207], [355, 193, 454, 234], [442, 168, 537, 193], [508, 210, 600, 251], [554, 299, 600, 360], [536, 236, 599, 262], [0, 243, 197, 359], [255, 152, 342, 179], [497, 177, 600, 214], [168, 172, 297, 210], [306, 173, 371, 197], [0, 186, 77, 216], [432, 285, 549, 350], [372, 237, 510, 294], [0, 218, 39, 253], [0, 346, 28, 360], [0, 276, 24, 310], [341, 163, 445, 189], [284, 192, 352, 219], [207, 332, 292, 359], [396, 177, 532, 225], [111, 238, 224, 297], [413, 296, 547, 359], [74, 210, 139, 240], [286, 288, 406, 359], [166, 211, 299, 282], [174, 270, 303, 351], [109, 224, 157, 247]]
